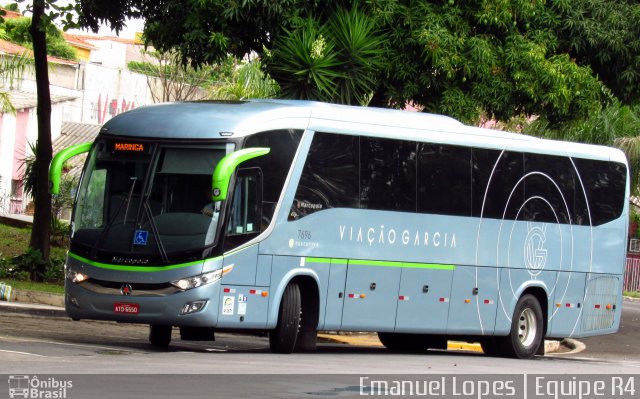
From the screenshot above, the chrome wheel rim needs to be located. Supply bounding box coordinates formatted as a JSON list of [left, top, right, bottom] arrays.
[[518, 308, 537, 347]]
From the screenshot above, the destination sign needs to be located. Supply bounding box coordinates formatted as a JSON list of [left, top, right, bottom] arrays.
[[113, 142, 145, 152]]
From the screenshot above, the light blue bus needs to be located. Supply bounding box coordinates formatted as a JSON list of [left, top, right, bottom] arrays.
[[50, 100, 629, 359]]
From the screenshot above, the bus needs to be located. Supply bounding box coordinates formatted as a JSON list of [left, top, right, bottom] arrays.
[[50, 100, 629, 359]]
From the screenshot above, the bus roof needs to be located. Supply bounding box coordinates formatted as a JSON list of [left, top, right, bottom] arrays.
[[100, 100, 626, 164]]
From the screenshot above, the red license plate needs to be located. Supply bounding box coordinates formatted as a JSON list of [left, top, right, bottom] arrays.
[[114, 302, 139, 314]]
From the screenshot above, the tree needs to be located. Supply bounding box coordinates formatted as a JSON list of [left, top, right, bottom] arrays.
[[265, 7, 386, 105], [128, 49, 216, 102], [18, 0, 140, 277], [209, 58, 279, 100], [27, 0, 54, 268], [86, 0, 612, 124], [551, 0, 640, 105], [0, 51, 28, 113], [2, 16, 78, 60], [0, 10, 28, 113]]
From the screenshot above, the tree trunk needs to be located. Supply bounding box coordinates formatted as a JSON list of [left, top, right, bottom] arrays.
[[28, 0, 52, 277]]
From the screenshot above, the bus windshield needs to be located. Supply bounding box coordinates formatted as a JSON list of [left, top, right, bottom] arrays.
[[71, 138, 233, 264]]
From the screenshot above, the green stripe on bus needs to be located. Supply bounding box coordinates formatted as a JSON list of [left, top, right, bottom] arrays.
[[68, 252, 215, 272], [305, 257, 455, 270]]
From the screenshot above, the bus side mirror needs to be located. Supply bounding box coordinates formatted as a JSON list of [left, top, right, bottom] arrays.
[[49, 142, 93, 194], [211, 147, 270, 201]]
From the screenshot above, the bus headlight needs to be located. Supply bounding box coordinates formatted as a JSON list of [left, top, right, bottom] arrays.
[[66, 270, 90, 284], [171, 269, 223, 291]]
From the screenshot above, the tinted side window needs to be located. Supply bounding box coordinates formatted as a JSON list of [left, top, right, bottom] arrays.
[[360, 137, 416, 212], [471, 148, 503, 218], [523, 153, 579, 224], [244, 129, 302, 227], [472, 150, 525, 220], [289, 132, 359, 220], [573, 159, 627, 226], [417, 143, 471, 216]]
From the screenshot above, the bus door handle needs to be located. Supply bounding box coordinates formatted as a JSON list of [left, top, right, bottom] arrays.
[[370, 282, 376, 291]]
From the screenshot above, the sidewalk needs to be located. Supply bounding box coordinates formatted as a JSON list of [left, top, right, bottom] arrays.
[[0, 213, 34, 228]]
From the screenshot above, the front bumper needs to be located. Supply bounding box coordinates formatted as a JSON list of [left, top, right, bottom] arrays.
[[65, 280, 221, 327]]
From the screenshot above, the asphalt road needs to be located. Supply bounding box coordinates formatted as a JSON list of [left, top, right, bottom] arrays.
[[577, 297, 640, 361], [0, 299, 638, 398]]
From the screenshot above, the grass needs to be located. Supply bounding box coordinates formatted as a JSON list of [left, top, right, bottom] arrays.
[[0, 223, 67, 259], [0, 278, 64, 294], [624, 290, 640, 299], [0, 223, 67, 294]]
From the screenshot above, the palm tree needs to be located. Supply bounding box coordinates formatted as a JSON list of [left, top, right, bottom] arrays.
[[0, 51, 29, 113], [208, 59, 279, 100], [265, 7, 386, 106]]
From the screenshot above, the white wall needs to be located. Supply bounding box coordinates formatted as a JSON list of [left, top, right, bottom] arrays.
[[0, 114, 17, 199], [81, 62, 153, 125], [87, 39, 129, 69]]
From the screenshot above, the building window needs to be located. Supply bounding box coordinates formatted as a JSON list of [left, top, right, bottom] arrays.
[[10, 179, 22, 199]]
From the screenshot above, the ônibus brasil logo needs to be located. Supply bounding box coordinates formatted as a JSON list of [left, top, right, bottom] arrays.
[[8, 375, 73, 399]]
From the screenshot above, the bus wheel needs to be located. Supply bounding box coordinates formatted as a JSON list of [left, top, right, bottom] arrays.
[[503, 294, 544, 359], [269, 282, 301, 354], [149, 325, 172, 348], [377, 333, 429, 353]]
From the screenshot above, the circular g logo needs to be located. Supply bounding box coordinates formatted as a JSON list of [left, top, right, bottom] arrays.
[[524, 224, 547, 277]]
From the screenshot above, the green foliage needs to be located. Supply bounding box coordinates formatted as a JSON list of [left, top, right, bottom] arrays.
[[266, 7, 386, 105], [127, 49, 222, 102], [51, 174, 78, 219], [209, 59, 279, 100], [552, 0, 640, 105], [20, 141, 37, 199], [1, 248, 65, 282], [0, 50, 28, 113], [114, 0, 626, 123], [365, 0, 604, 122], [0, 278, 64, 294], [0, 255, 20, 280], [0, 224, 67, 259], [10, 248, 46, 281], [127, 53, 220, 86], [1, 16, 77, 60], [3, 3, 19, 12], [50, 217, 69, 247], [267, 18, 343, 101]]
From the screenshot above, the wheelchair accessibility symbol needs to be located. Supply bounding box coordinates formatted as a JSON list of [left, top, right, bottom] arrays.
[[133, 230, 149, 246]]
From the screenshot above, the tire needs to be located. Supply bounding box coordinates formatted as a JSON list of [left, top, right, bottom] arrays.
[[501, 294, 544, 359], [377, 332, 430, 353], [269, 282, 301, 354], [149, 325, 172, 348]]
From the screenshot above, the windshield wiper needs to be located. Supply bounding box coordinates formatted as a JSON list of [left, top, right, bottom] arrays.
[[141, 202, 168, 263], [130, 147, 169, 263], [122, 177, 138, 223], [90, 176, 138, 258]]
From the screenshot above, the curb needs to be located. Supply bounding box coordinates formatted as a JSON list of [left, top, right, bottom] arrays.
[[10, 289, 65, 307], [0, 301, 67, 318]]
